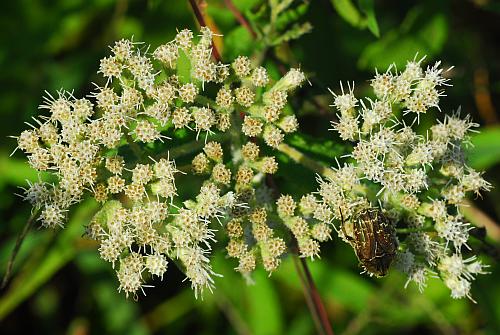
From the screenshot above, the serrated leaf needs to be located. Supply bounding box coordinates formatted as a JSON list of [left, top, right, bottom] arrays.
[[274, 3, 309, 30], [271, 0, 295, 17]]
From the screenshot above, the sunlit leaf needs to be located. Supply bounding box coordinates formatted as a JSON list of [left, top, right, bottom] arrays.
[[467, 126, 500, 170], [224, 26, 255, 59], [331, 0, 363, 27], [177, 49, 192, 84], [248, 270, 284, 335]]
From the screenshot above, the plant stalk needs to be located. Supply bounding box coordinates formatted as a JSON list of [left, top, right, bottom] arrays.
[[2, 209, 39, 289], [188, 0, 222, 62], [277, 143, 336, 180], [298, 257, 334, 335], [224, 0, 257, 38], [293, 256, 325, 335]]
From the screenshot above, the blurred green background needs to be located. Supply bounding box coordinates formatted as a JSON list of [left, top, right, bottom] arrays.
[[1, 0, 500, 334]]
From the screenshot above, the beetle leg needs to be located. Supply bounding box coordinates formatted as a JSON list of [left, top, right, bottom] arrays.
[[339, 207, 355, 242]]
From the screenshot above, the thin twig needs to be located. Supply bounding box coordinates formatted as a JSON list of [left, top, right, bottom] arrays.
[[293, 255, 326, 335], [215, 293, 252, 335], [299, 257, 334, 335], [188, 0, 222, 62], [265, 147, 334, 334], [224, 0, 257, 39], [2, 210, 39, 289]]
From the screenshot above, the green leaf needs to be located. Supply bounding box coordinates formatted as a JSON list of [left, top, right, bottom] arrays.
[[359, 0, 380, 37], [224, 26, 255, 59], [93, 281, 148, 335], [274, 259, 375, 312], [416, 14, 447, 53], [231, 0, 261, 12], [247, 270, 284, 335], [176, 48, 191, 84], [0, 201, 98, 320], [358, 13, 448, 70], [330, 0, 379, 37], [270, 22, 313, 46], [0, 154, 51, 188], [331, 0, 363, 27], [274, 3, 309, 30], [467, 126, 500, 170], [324, 268, 374, 312], [286, 133, 348, 164]]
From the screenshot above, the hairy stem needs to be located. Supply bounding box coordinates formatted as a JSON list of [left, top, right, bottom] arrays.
[[2, 209, 39, 289]]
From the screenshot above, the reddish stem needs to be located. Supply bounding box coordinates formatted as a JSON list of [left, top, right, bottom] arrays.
[[188, 0, 222, 62], [293, 256, 327, 335], [299, 257, 334, 335], [224, 0, 257, 39]]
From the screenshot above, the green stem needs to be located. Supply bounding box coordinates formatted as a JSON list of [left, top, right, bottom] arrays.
[[277, 143, 336, 180], [126, 134, 143, 159], [157, 133, 230, 160], [229, 112, 243, 154], [396, 226, 435, 234]]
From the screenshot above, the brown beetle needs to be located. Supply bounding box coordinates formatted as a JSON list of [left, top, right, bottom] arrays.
[[340, 207, 398, 277]]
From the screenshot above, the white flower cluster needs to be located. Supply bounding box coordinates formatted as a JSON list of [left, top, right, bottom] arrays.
[[13, 28, 491, 302], [310, 59, 491, 300], [14, 28, 307, 298]]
